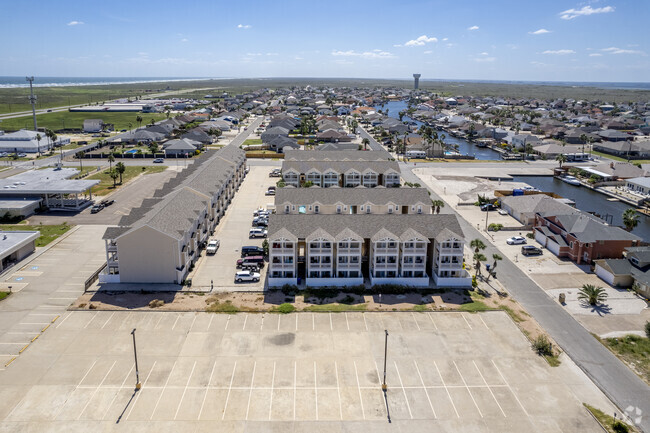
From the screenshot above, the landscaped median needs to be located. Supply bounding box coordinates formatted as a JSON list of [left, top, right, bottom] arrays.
[[87, 165, 167, 196], [0, 222, 72, 247]]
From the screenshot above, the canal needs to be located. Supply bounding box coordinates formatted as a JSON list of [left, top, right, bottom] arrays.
[[374, 100, 503, 161], [510, 175, 649, 242]]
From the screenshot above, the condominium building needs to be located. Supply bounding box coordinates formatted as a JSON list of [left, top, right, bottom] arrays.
[[275, 187, 433, 215], [282, 160, 401, 188], [101, 145, 246, 284], [267, 214, 470, 288]]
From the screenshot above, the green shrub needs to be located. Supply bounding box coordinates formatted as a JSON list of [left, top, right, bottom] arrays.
[[612, 421, 629, 433], [277, 303, 295, 314], [532, 335, 553, 356], [645, 320, 650, 339]]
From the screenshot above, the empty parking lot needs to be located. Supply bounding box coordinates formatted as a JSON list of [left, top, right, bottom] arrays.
[[0, 310, 603, 432]]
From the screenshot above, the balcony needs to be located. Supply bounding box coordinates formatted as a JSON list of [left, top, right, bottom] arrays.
[[437, 262, 463, 270], [271, 248, 294, 255], [309, 247, 332, 254], [438, 245, 464, 254], [107, 243, 117, 252]]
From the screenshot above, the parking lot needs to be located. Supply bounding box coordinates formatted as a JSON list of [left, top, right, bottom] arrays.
[[190, 165, 277, 290], [0, 310, 604, 432]]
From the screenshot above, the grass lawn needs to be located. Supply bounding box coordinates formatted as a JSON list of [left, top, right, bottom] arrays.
[[242, 138, 262, 146], [591, 150, 650, 164], [88, 165, 167, 196], [0, 111, 167, 132], [0, 223, 72, 247], [584, 404, 638, 433], [0, 291, 9, 301], [601, 334, 650, 385]]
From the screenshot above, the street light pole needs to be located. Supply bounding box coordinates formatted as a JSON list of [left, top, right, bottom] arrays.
[[26, 76, 38, 131], [131, 328, 141, 390], [382, 330, 388, 391]]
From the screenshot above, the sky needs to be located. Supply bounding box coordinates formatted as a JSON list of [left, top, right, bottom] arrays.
[[1, 0, 648, 82]]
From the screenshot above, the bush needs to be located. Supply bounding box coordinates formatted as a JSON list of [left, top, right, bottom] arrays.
[[277, 303, 295, 314], [612, 421, 629, 433], [488, 223, 503, 232], [148, 299, 165, 308], [532, 335, 553, 356], [645, 320, 650, 339], [526, 233, 534, 239]]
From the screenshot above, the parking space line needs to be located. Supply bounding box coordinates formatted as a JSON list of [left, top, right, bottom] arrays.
[[414, 360, 436, 418], [154, 314, 164, 330], [50, 359, 98, 420], [269, 361, 276, 420], [363, 314, 368, 331], [434, 361, 459, 418], [295, 314, 298, 331], [101, 312, 116, 329], [314, 361, 319, 420], [394, 361, 413, 419], [225, 315, 230, 330], [102, 364, 134, 420], [245, 361, 257, 420], [198, 360, 218, 420], [461, 313, 473, 330], [293, 361, 297, 421], [242, 314, 248, 331], [207, 314, 214, 331], [55, 312, 73, 328], [174, 361, 196, 420], [83, 313, 98, 329], [345, 313, 349, 331], [150, 361, 177, 420], [473, 360, 506, 417], [353, 360, 365, 420], [312, 313, 315, 331], [277, 315, 280, 331], [188, 314, 197, 332], [260, 314, 264, 330], [411, 312, 421, 331], [335, 361, 342, 420], [453, 361, 482, 417], [427, 313, 438, 330], [329, 313, 333, 331], [479, 315, 489, 329], [491, 359, 529, 417], [77, 359, 98, 387], [78, 360, 116, 420], [171, 314, 181, 331], [126, 361, 157, 421], [221, 362, 238, 420]]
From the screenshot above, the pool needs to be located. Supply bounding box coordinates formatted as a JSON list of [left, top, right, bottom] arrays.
[[124, 149, 138, 154]]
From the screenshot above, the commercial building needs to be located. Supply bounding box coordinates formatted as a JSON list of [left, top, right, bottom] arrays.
[[0, 230, 40, 273], [100, 145, 246, 284], [0, 130, 70, 153], [267, 214, 471, 288]]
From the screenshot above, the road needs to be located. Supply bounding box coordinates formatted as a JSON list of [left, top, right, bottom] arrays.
[[399, 162, 650, 432]]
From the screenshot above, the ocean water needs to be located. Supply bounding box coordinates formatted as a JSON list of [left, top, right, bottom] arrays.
[[0, 76, 215, 88]]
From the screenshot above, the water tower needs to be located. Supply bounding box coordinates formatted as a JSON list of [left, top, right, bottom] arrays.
[[413, 74, 421, 90]]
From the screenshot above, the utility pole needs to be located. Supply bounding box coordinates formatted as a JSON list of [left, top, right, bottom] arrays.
[[26, 76, 37, 131], [382, 330, 388, 391], [131, 329, 142, 390]]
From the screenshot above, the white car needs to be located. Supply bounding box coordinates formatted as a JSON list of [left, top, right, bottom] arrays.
[[206, 239, 220, 255], [498, 209, 508, 215], [506, 236, 527, 245], [235, 270, 260, 282], [249, 228, 267, 238]]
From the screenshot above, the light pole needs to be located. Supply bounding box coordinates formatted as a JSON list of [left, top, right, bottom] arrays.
[[382, 330, 388, 391], [131, 328, 142, 390], [26, 76, 38, 131]]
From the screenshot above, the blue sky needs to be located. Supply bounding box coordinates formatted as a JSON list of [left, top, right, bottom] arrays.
[[1, 0, 648, 82]]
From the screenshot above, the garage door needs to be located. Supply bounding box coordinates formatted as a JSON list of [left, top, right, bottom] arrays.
[[595, 264, 615, 285], [546, 239, 560, 255], [534, 230, 546, 246]]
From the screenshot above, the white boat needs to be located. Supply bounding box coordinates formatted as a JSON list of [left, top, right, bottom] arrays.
[[561, 175, 581, 186]]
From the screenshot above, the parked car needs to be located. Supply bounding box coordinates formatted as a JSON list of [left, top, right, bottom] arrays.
[[236, 256, 265, 268], [235, 270, 260, 283], [90, 204, 104, 213], [265, 188, 275, 196], [249, 228, 267, 238], [506, 236, 527, 245], [17, 153, 27, 157], [521, 245, 543, 256], [101, 199, 115, 206], [241, 246, 264, 257], [252, 218, 268, 227], [498, 209, 508, 215], [153, 158, 164, 163], [206, 239, 220, 255], [269, 169, 282, 177], [480, 203, 497, 211], [253, 209, 270, 217]]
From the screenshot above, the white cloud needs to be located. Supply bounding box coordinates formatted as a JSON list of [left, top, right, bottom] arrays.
[[67, 20, 84, 26], [331, 50, 394, 59], [475, 57, 495, 63], [404, 35, 438, 47], [601, 47, 645, 55], [442, 37, 448, 41], [468, 25, 479, 31], [266, 52, 278, 56], [294, 56, 304, 60], [393, 44, 403, 47], [237, 24, 251, 29], [559, 5, 614, 20], [181, 38, 188, 42], [589, 53, 603, 57], [480, 52, 489, 56], [542, 49, 575, 55], [423, 50, 432, 54], [529, 28, 550, 35]]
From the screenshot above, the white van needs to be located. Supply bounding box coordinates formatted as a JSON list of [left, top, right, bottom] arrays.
[[405, 150, 426, 159]]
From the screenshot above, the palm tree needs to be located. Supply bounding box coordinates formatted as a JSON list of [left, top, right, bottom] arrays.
[[473, 252, 487, 277], [35, 133, 42, 156], [555, 153, 567, 169], [361, 137, 370, 150], [623, 208, 639, 232], [150, 118, 156, 126], [431, 199, 445, 214], [485, 253, 502, 282], [136, 115, 143, 129], [115, 162, 126, 184], [107, 153, 115, 171], [470, 238, 486, 254], [76, 151, 84, 172], [109, 169, 119, 188], [577, 284, 608, 306]]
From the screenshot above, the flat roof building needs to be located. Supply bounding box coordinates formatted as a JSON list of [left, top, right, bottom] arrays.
[[0, 230, 40, 273]]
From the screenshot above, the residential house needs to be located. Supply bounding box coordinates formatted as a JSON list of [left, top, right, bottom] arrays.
[[594, 246, 650, 298]]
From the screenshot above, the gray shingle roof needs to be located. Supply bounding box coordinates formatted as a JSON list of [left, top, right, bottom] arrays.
[[268, 214, 464, 241], [282, 160, 400, 174], [274, 187, 430, 207], [552, 214, 641, 243], [283, 150, 391, 161]]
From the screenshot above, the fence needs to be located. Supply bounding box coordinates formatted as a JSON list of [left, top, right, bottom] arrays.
[[84, 262, 107, 292]]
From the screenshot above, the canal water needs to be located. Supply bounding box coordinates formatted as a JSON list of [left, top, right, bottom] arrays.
[[374, 100, 503, 160], [510, 175, 649, 242]]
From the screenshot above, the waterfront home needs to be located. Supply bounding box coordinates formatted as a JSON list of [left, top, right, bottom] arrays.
[[593, 140, 650, 159], [594, 246, 650, 298], [499, 194, 578, 227], [625, 177, 650, 196], [575, 161, 646, 180], [534, 212, 641, 265]]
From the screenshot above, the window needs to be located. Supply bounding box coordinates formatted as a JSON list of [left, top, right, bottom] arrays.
[[339, 241, 348, 249], [285, 242, 293, 249], [366, 205, 371, 214], [631, 257, 639, 266], [350, 242, 359, 249], [285, 205, 290, 214], [388, 206, 393, 214], [570, 242, 574, 249], [338, 256, 348, 264], [337, 205, 342, 214], [417, 205, 422, 214], [314, 205, 319, 214]]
